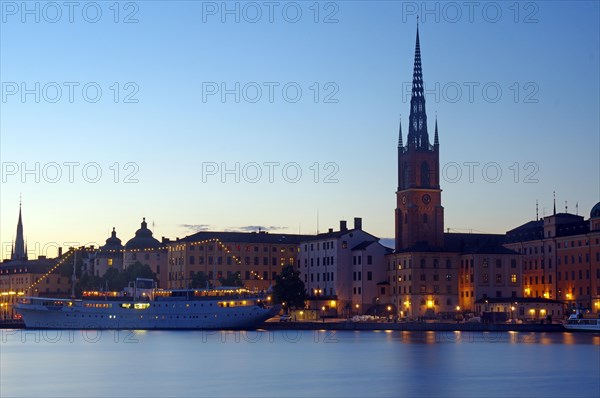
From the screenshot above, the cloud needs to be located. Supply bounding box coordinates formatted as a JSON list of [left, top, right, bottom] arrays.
[[224, 225, 286, 233], [180, 224, 212, 233]]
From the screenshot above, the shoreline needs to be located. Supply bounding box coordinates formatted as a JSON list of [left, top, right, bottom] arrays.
[[0, 319, 581, 332], [259, 320, 570, 333]]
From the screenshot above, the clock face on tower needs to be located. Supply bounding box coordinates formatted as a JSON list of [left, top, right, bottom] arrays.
[[422, 194, 431, 204], [402, 196, 407, 205]]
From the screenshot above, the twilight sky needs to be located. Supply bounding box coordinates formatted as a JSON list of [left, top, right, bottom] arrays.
[[1, 1, 599, 259]]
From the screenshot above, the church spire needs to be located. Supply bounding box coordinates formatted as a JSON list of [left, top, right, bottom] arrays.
[[398, 116, 403, 147], [434, 116, 439, 146], [553, 191, 556, 215], [407, 23, 430, 150], [11, 201, 27, 261]]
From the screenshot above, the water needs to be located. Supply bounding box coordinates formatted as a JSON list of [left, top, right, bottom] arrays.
[[1, 329, 598, 397]]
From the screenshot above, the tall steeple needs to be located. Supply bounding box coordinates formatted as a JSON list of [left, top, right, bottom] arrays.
[[406, 23, 430, 150], [398, 116, 403, 147], [434, 116, 439, 146], [397, 117, 403, 191], [11, 200, 27, 261], [395, 22, 444, 251]]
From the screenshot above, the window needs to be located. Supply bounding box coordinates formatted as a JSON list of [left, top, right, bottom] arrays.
[[367, 271, 372, 281], [511, 274, 517, 283], [367, 255, 372, 265], [496, 274, 502, 284]]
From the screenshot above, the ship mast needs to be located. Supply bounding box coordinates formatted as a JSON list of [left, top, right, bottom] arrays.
[[71, 249, 77, 299]]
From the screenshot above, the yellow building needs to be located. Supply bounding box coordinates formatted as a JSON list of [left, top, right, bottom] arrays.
[[166, 230, 311, 291]]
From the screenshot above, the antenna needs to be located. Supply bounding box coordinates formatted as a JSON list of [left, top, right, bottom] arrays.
[[316, 209, 320, 235], [576, 202, 579, 215], [71, 249, 77, 299], [565, 201, 568, 213], [536, 200, 539, 221]]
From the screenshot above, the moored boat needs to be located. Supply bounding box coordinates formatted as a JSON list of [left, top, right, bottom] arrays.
[[14, 278, 279, 329], [564, 311, 600, 332]]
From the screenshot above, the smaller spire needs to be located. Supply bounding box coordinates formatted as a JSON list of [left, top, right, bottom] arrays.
[[434, 115, 439, 146], [398, 116, 403, 147], [553, 191, 556, 215]]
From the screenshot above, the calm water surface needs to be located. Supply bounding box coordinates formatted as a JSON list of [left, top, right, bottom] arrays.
[[1, 329, 598, 397]]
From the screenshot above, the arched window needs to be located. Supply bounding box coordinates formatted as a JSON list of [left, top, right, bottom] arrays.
[[421, 162, 430, 187]]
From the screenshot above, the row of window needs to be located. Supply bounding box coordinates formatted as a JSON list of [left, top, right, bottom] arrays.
[[305, 272, 335, 283], [352, 271, 373, 281], [556, 269, 600, 281], [306, 256, 335, 267], [391, 258, 453, 270], [557, 253, 599, 265], [305, 241, 336, 251], [190, 245, 295, 253]]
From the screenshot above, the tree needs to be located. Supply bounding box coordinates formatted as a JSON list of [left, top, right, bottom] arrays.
[[272, 265, 307, 311], [219, 271, 243, 287], [190, 271, 211, 289]]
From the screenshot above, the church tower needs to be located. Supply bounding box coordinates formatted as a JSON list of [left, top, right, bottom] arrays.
[[395, 25, 444, 250], [11, 201, 28, 261]]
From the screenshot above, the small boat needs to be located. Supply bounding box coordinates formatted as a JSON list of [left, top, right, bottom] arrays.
[[564, 311, 600, 332], [14, 278, 279, 330]]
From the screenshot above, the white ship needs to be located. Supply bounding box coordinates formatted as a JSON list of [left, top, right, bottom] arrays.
[[14, 279, 279, 330], [564, 311, 600, 332]]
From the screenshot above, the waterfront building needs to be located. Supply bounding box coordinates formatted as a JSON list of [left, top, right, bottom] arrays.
[[166, 230, 312, 291], [474, 297, 564, 322], [123, 218, 168, 287], [504, 202, 600, 313], [0, 203, 69, 318], [93, 228, 124, 276], [298, 218, 392, 316], [386, 25, 519, 318]]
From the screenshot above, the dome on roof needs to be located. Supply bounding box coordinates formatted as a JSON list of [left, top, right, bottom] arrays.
[[591, 202, 600, 219], [125, 218, 161, 250], [100, 227, 123, 252]]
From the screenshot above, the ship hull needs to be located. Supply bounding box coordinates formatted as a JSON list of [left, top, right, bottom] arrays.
[[15, 299, 279, 330]]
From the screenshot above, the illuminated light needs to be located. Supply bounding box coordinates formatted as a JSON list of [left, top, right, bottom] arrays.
[[387, 306, 392, 311], [321, 307, 325, 311], [427, 300, 434, 308], [511, 306, 515, 311], [529, 309, 535, 314], [355, 304, 359, 308], [456, 306, 460, 311], [330, 300, 336, 307]]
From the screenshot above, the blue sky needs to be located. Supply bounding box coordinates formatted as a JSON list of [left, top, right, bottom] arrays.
[[1, 1, 599, 259]]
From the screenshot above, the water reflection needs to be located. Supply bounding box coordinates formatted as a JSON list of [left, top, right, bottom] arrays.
[[1, 329, 598, 397]]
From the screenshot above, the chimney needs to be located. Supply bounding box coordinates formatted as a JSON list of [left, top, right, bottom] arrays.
[[58, 247, 63, 257], [354, 217, 362, 230], [328, 228, 333, 233], [340, 220, 347, 231]]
